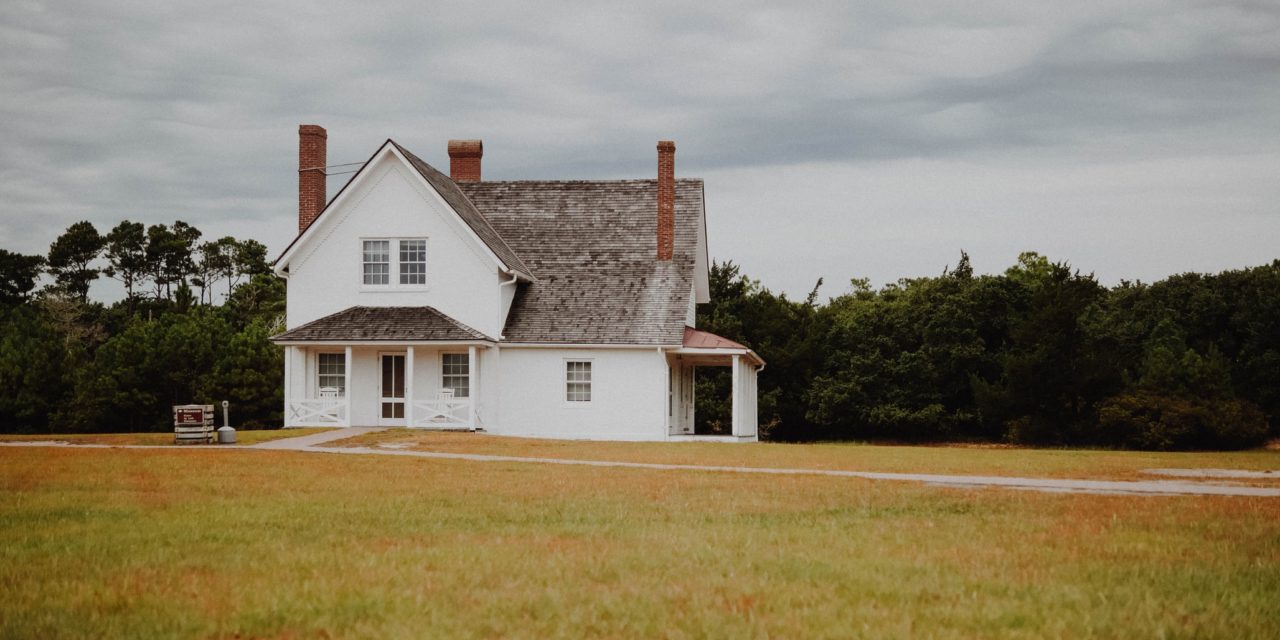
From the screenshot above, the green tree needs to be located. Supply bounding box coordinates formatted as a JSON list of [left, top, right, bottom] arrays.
[[0, 306, 70, 432], [0, 249, 46, 305], [144, 221, 202, 300], [103, 221, 149, 307], [46, 221, 105, 302]]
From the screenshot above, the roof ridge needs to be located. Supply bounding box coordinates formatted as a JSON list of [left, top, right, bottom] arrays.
[[390, 142, 536, 280], [462, 178, 704, 185]]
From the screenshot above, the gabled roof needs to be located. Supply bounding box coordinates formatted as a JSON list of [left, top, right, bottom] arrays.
[[391, 142, 535, 279], [272, 306, 494, 343], [459, 179, 702, 345], [274, 140, 534, 280]]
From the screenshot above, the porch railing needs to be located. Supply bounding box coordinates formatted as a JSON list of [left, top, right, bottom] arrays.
[[288, 397, 348, 426], [409, 393, 472, 429]]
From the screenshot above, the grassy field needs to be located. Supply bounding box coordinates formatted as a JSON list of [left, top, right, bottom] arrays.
[[0, 427, 333, 447], [1, 442, 1278, 638], [330, 429, 1280, 483]]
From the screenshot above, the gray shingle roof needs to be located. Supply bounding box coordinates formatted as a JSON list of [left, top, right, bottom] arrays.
[[459, 179, 702, 345], [272, 306, 493, 342], [392, 142, 535, 279]]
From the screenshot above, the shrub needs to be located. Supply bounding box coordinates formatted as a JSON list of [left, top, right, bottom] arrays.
[[1097, 392, 1268, 450]]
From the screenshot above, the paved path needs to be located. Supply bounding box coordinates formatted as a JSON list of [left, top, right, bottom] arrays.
[[4, 428, 1278, 497], [247, 427, 386, 449]]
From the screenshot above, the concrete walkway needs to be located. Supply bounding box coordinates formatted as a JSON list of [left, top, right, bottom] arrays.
[[238, 428, 1280, 498], [247, 427, 386, 449], [4, 428, 1278, 497]]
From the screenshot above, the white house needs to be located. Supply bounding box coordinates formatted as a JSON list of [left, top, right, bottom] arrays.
[[271, 126, 763, 441]]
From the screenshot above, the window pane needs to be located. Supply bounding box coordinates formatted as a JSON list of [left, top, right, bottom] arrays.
[[318, 353, 346, 395], [363, 240, 390, 285], [399, 239, 426, 285], [566, 361, 591, 402], [442, 353, 469, 398]]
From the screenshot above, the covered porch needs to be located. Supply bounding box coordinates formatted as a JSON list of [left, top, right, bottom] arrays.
[[272, 306, 495, 429], [280, 343, 487, 429], [667, 327, 764, 441]]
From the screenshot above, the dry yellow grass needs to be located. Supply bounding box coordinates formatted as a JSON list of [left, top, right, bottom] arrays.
[[328, 429, 1280, 483], [1, 445, 1277, 638]]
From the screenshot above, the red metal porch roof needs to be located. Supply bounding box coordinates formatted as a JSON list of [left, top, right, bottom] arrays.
[[682, 326, 749, 350]]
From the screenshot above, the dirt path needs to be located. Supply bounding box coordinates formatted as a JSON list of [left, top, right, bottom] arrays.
[[5, 428, 1277, 497]]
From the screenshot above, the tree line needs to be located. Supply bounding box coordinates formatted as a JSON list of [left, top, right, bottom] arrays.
[[1, 220, 284, 432], [696, 253, 1279, 450], [3, 220, 1277, 449]]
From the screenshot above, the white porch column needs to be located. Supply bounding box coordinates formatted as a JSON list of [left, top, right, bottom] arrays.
[[468, 345, 479, 429], [344, 345, 353, 427], [283, 345, 294, 427], [731, 354, 743, 437], [405, 346, 415, 428]]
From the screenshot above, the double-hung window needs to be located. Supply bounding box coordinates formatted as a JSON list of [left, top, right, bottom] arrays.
[[400, 240, 426, 285], [566, 360, 592, 403], [317, 353, 346, 395], [362, 241, 390, 285], [441, 353, 470, 398], [362, 238, 427, 287]]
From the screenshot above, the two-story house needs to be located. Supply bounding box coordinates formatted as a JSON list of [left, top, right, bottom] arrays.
[[271, 125, 762, 441]]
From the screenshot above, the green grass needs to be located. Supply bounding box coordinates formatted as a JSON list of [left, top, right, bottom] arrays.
[[1, 445, 1277, 638], [0, 427, 333, 447], [331, 429, 1280, 483]]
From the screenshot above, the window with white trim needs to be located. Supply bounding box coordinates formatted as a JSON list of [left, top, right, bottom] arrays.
[[361, 238, 427, 287], [441, 353, 470, 398], [317, 353, 346, 395], [400, 239, 426, 285], [566, 360, 592, 403], [362, 240, 390, 285]]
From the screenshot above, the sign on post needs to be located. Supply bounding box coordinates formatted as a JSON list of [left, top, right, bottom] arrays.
[[173, 404, 215, 444]]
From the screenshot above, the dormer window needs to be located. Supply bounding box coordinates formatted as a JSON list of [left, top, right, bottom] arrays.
[[362, 238, 427, 288]]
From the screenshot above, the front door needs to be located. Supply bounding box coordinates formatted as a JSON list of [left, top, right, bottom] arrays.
[[669, 363, 695, 435], [379, 353, 406, 426]]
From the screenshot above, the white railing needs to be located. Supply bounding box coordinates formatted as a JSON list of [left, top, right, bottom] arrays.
[[288, 397, 348, 426], [409, 392, 471, 429]]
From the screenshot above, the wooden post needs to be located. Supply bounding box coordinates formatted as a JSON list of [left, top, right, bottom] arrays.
[[344, 346, 352, 427], [731, 354, 742, 437], [405, 346, 415, 427], [283, 346, 293, 427], [468, 345, 478, 430]]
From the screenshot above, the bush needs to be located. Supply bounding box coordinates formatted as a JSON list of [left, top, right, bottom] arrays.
[[1097, 392, 1268, 450]]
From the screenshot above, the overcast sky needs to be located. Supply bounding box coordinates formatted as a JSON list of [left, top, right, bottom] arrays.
[[3, 0, 1278, 299]]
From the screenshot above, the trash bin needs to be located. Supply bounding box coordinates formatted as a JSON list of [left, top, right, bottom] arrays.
[[217, 426, 237, 444]]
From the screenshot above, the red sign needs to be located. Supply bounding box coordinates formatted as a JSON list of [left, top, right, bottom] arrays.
[[175, 408, 206, 425]]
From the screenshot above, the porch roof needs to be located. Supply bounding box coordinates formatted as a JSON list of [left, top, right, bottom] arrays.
[[676, 326, 765, 367], [271, 306, 495, 343]]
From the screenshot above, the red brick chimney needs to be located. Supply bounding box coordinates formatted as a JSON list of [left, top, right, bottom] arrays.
[[657, 140, 675, 261], [448, 140, 483, 182], [298, 124, 327, 232]]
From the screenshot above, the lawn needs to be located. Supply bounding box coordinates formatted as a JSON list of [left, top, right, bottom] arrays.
[[1, 444, 1277, 638], [0, 427, 334, 447], [329, 429, 1280, 483]]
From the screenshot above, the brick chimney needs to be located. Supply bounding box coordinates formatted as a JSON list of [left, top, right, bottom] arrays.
[[657, 140, 675, 261], [448, 140, 483, 182], [298, 124, 327, 232]]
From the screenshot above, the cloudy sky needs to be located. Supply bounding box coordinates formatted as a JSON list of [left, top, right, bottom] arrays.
[[2, 0, 1278, 299]]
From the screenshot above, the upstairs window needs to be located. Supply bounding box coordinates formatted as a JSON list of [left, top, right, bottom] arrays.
[[400, 239, 426, 285], [566, 360, 592, 403], [362, 240, 390, 285], [361, 238, 427, 287]]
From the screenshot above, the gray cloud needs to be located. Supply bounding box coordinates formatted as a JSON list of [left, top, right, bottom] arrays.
[[1, 0, 1278, 299]]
